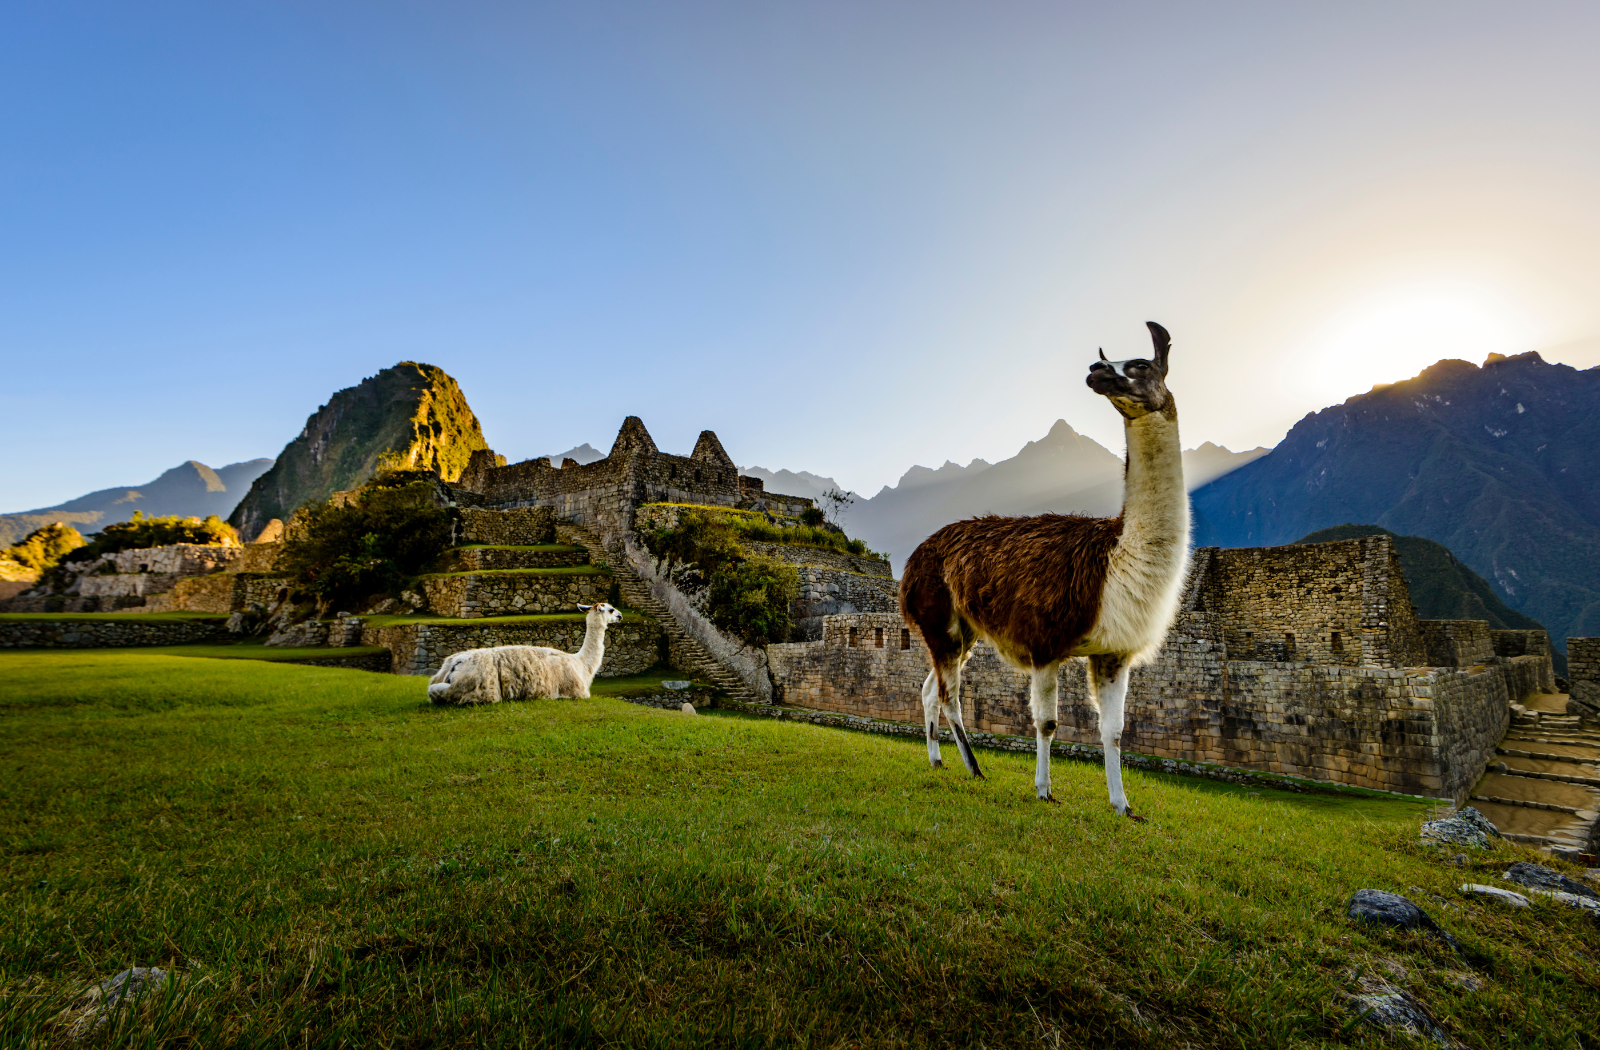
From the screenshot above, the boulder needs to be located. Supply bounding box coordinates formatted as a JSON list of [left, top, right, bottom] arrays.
[[1347, 890, 1462, 951], [58, 967, 170, 1040], [1501, 861, 1599, 900], [1344, 976, 1453, 1047], [1420, 806, 1501, 850]]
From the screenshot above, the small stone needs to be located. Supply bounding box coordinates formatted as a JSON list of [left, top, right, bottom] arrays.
[[1501, 861, 1600, 900], [681, 702, 696, 715], [1348, 890, 1463, 951], [1344, 976, 1453, 1047], [662, 680, 692, 691], [1460, 883, 1529, 908], [58, 967, 171, 1039]]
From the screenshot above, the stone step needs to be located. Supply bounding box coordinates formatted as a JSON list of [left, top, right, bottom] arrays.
[[418, 567, 613, 619], [445, 544, 591, 571], [561, 521, 764, 704]]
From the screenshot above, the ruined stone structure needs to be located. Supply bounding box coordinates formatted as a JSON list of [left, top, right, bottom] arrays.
[[1569, 638, 1600, 715], [769, 536, 1553, 803], [454, 418, 815, 546]]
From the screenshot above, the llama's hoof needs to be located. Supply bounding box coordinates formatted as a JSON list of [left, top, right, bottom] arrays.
[[1038, 792, 1060, 804], [931, 759, 943, 769], [1124, 810, 1148, 823]]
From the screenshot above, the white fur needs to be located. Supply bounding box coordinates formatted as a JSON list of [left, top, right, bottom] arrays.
[[1079, 411, 1191, 663], [426, 603, 623, 705]]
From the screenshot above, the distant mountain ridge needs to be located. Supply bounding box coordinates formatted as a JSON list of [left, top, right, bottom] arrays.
[[0, 459, 273, 546], [230, 362, 489, 540], [759, 420, 1267, 571], [1193, 352, 1600, 649]]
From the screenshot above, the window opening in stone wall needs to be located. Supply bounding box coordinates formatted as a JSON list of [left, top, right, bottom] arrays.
[[1244, 631, 1253, 652], [694, 469, 702, 483], [875, 627, 884, 648], [901, 628, 911, 650], [848, 627, 857, 647], [1285, 632, 1295, 651], [1331, 630, 1342, 651]]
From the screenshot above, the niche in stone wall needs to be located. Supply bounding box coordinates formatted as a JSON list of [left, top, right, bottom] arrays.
[[848, 626, 858, 647], [901, 628, 911, 650], [875, 627, 884, 648]]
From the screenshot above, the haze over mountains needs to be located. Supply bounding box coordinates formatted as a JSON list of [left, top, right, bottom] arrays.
[[1194, 352, 1600, 649], [0, 459, 272, 546], [747, 422, 1268, 573]]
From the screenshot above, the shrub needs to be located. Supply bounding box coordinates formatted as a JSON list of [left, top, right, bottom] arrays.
[[278, 482, 453, 614], [704, 553, 797, 648], [0, 523, 86, 582], [62, 512, 240, 565], [799, 506, 826, 527]]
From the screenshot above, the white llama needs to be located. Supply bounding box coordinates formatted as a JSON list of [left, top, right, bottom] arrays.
[[427, 603, 624, 705]]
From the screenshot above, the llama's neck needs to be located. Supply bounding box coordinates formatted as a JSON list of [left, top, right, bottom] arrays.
[[1087, 406, 1190, 659], [1120, 408, 1187, 544], [577, 620, 608, 676]]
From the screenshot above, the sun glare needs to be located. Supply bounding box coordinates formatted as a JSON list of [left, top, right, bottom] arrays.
[[1279, 281, 1542, 404]]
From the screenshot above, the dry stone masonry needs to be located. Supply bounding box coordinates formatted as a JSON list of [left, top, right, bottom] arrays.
[[768, 536, 1552, 803]]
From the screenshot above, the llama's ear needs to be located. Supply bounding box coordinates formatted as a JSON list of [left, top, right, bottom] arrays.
[[577, 604, 592, 611], [1098, 347, 1109, 362], [1146, 322, 1171, 375]]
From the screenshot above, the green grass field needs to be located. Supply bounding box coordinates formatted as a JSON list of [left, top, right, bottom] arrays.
[[0, 650, 1595, 1047]]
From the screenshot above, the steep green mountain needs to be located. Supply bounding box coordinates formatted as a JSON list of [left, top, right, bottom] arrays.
[[0, 459, 273, 546], [1192, 352, 1600, 651], [229, 363, 489, 541]]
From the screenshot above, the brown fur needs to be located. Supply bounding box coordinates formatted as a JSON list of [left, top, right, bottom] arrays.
[[900, 512, 1125, 676]]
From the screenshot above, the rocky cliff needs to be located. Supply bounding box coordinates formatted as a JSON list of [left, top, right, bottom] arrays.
[[229, 362, 489, 541]]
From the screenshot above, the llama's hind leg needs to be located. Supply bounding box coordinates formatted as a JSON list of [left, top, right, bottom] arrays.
[[1030, 664, 1060, 801], [1089, 654, 1142, 820], [938, 656, 984, 778], [920, 670, 943, 768]]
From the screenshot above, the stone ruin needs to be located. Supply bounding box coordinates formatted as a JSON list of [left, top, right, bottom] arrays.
[[768, 534, 1557, 806]]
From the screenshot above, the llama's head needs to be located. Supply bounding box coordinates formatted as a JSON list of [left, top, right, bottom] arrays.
[[578, 602, 623, 626], [1086, 321, 1174, 421], [428, 650, 480, 703]]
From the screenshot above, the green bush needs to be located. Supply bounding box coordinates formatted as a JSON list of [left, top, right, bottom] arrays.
[[799, 506, 826, 527], [62, 512, 240, 565], [641, 510, 798, 647], [0, 523, 86, 582], [724, 516, 879, 559], [279, 482, 453, 614], [704, 552, 797, 648]]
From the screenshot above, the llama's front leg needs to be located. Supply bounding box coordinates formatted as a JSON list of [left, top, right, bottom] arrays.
[[1030, 664, 1060, 801], [921, 670, 943, 769], [939, 659, 984, 779], [1089, 654, 1142, 821]]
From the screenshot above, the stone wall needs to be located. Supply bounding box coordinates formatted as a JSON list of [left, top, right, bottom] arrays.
[[740, 541, 891, 578], [1569, 637, 1600, 711], [106, 544, 244, 575], [768, 608, 1532, 801], [419, 570, 612, 618], [1419, 619, 1496, 669], [366, 617, 663, 677], [458, 506, 557, 546], [1493, 630, 1559, 693], [232, 543, 284, 573], [76, 573, 185, 599], [0, 617, 229, 649], [1200, 539, 1425, 668], [448, 546, 587, 571]]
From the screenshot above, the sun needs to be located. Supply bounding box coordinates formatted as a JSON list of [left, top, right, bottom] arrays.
[[1280, 280, 1540, 403]]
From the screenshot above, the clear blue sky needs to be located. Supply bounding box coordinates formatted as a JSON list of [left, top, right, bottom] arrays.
[[7, 1, 1600, 510]]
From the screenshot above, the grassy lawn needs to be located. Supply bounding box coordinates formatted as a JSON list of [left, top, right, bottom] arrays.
[[60, 640, 395, 663], [0, 651, 1595, 1047]]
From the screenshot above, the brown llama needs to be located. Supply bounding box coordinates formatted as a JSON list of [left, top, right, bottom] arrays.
[[899, 322, 1189, 819]]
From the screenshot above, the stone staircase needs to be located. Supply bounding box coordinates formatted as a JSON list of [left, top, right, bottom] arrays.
[[1469, 693, 1600, 861], [558, 522, 764, 704]]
